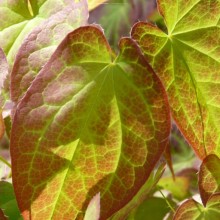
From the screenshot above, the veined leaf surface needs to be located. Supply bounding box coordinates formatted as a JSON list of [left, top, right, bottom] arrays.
[[173, 193, 220, 220], [10, 26, 170, 219], [199, 154, 220, 205], [9, 0, 88, 104], [132, 0, 220, 158], [0, 0, 88, 66]]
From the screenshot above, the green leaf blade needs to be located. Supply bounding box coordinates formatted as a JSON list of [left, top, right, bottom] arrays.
[[131, 0, 220, 159], [11, 26, 170, 219]]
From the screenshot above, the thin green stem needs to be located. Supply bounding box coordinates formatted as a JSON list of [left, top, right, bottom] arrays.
[[0, 156, 11, 168], [158, 187, 175, 213]]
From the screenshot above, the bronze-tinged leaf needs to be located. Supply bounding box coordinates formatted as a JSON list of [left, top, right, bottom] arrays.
[[131, 0, 220, 159], [10, 26, 170, 219], [199, 154, 220, 206], [173, 193, 220, 220], [10, 0, 88, 105]]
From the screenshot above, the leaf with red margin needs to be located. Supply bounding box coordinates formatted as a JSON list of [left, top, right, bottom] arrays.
[[199, 154, 220, 206], [131, 0, 220, 159], [10, 0, 88, 105], [173, 193, 220, 220], [10, 26, 170, 219], [109, 162, 166, 220], [0, 0, 88, 66], [88, 0, 108, 10]]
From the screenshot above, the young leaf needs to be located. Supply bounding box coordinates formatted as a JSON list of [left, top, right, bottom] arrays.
[[10, 26, 171, 219], [10, 0, 88, 104], [173, 193, 220, 220], [131, 0, 220, 159], [199, 154, 220, 206], [0, 0, 88, 66], [84, 192, 100, 220]]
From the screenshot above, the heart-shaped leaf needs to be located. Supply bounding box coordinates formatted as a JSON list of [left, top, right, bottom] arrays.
[[9, 0, 88, 104], [199, 154, 220, 206], [131, 0, 220, 159], [11, 26, 170, 219], [173, 193, 220, 220]]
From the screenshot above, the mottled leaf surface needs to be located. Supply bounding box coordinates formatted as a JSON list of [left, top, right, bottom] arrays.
[[174, 193, 220, 220], [11, 26, 170, 219], [199, 154, 220, 206], [132, 0, 220, 158], [0, 0, 88, 66], [10, 0, 88, 104]]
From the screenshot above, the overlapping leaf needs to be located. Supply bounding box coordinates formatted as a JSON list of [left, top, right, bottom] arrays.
[[9, 0, 88, 104], [173, 193, 220, 220], [0, 0, 88, 66], [132, 0, 220, 159], [110, 163, 166, 220], [199, 154, 220, 205], [10, 26, 170, 219]]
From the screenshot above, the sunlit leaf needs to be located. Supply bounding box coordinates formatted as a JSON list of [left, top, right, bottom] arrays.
[[0, 0, 88, 65], [199, 154, 220, 206], [9, 0, 88, 104], [10, 26, 170, 219], [173, 193, 220, 220], [158, 176, 190, 201], [132, 0, 220, 159]]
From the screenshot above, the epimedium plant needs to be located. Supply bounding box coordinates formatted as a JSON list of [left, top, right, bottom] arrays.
[[0, 0, 220, 220]]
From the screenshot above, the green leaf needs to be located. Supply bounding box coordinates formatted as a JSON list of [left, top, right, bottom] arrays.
[[0, 0, 88, 66], [173, 193, 220, 220], [158, 176, 190, 201], [10, 26, 171, 219], [127, 197, 174, 220], [199, 154, 220, 206], [0, 181, 22, 220], [110, 162, 166, 220], [131, 0, 220, 159], [9, 0, 88, 104]]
